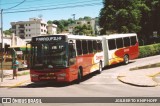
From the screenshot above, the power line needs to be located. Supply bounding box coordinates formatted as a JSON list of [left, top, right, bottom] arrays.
[[1, 0, 100, 5], [4, 2, 102, 14], [4, 0, 26, 10], [9, 0, 101, 11], [0, 0, 48, 5]]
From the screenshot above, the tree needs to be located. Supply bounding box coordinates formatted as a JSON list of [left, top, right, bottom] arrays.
[[99, 0, 142, 34], [47, 20, 53, 24], [99, 0, 160, 44], [3, 28, 12, 36], [74, 24, 93, 36], [51, 19, 75, 33]]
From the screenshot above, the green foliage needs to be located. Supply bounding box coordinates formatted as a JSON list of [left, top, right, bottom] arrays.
[[48, 16, 94, 35], [48, 18, 75, 33], [79, 16, 92, 20], [74, 24, 93, 36], [99, 0, 142, 34], [3, 29, 12, 35], [139, 43, 160, 58], [47, 20, 52, 24], [99, 0, 160, 44]]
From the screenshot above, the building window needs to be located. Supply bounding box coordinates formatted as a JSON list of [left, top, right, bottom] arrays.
[[26, 34, 28, 37], [41, 29, 43, 32], [29, 29, 30, 31], [87, 22, 90, 24], [26, 29, 27, 31], [26, 24, 27, 26], [77, 22, 81, 24]]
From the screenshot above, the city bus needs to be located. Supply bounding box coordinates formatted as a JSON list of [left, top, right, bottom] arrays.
[[28, 33, 139, 83]]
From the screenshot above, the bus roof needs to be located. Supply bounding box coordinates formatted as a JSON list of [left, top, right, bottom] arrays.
[[31, 34, 102, 41], [31, 33, 137, 41], [67, 35, 102, 40], [102, 33, 137, 39]]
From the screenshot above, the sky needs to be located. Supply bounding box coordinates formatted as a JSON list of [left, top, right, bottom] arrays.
[[0, 0, 103, 30]]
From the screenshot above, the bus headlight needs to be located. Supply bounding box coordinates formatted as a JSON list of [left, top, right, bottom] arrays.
[[31, 74, 38, 77]]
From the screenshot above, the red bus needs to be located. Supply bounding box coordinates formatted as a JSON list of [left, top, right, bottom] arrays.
[[28, 33, 139, 83]]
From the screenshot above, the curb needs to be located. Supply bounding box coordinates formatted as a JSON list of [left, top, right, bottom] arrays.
[[0, 79, 30, 88], [117, 76, 158, 87], [9, 79, 30, 88]]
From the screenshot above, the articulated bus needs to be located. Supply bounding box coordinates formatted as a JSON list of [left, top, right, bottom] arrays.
[[28, 33, 139, 83]]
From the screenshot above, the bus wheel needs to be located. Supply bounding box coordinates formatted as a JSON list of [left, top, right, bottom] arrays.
[[98, 61, 103, 74], [124, 55, 129, 65], [77, 68, 82, 84]]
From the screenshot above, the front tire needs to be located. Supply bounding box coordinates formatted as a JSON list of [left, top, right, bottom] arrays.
[[124, 55, 129, 65], [77, 68, 82, 84]]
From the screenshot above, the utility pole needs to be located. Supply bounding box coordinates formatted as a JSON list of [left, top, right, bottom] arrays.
[[72, 14, 76, 21], [1, 9, 3, 82]]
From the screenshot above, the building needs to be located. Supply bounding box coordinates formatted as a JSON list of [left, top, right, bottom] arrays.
[[0, 32, 26, 48], [68, 18, 100, 35], [11, 18, 57, 39], [47, 24, 57, 35]]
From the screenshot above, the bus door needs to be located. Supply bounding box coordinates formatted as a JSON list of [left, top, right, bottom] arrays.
[[68, 40, 77, 80]]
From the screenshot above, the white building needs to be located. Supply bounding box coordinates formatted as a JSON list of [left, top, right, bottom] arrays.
[[11, 18, 57, 39], [0, 32, 26, 49], [47, 24, 57, 35]]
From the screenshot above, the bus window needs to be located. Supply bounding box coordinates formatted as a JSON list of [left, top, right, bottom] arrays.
[[130, 36, 137, 45], [108, 39, 116, 50], [123, 37, 130, 47], [97, 41, 102, 51], [116, 38, 123, 49], [76, 40, 82, 55], [93, 40, 97, 53], [88, 40, 93, 53], [82, 40, 88, 54]]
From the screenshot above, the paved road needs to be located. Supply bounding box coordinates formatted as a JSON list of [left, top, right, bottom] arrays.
[[0, 55, 160, 106]]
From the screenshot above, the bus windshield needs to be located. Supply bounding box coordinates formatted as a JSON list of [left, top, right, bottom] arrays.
[[31, 42, 68, 69]]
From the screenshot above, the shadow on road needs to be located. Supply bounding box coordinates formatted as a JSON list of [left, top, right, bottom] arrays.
[[19, 61, 135, 88]]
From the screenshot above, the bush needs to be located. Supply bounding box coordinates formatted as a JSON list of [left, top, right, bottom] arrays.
[[139, 43, 160, 58]]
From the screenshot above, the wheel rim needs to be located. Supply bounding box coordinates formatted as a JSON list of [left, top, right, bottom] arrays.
[[124, 55, 129, 64], [98, 62, 102, 73]]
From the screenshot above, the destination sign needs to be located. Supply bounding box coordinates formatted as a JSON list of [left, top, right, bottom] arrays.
[[32, 35, 66, 42]]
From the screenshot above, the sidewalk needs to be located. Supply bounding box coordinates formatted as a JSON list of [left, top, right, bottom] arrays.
[[117, 67, 160, 87], [0, 70, 30, 88]]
